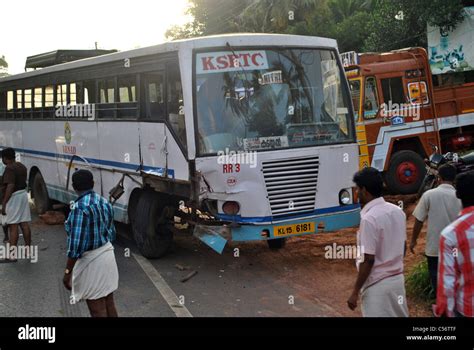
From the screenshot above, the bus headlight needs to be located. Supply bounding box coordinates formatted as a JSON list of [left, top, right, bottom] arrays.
[[222, 201, 240, 215], [339, 190, 351, 205]]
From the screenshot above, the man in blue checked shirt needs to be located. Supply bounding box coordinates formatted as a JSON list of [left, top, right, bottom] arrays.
[[63, 169, 119, 317]]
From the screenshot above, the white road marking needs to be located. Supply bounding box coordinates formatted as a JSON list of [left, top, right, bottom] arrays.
[[133, 253, 193, 318]]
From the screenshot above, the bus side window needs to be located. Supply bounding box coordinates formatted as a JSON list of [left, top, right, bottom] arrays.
[[167, 64, 186, 148], [24, 89, 32, 109], [381, 76, 406, 105], [99, 79, 115, 104], [56, 84, 67, 106], [17, 90, 23, 110], [0, 91, 6, 118], [363, 77, 378, 119], [83, 80, 96, 105], [117, 75, 137, 119], [7, 91, 14, 111], [144, 72, 165, 120], [1, 90, 14, 118], [98, 79, 115, 118], [70, 83, 77, 105], [33, 87, 43, 119], [34, 88, 43, 109], [45, 86, 54, 107]]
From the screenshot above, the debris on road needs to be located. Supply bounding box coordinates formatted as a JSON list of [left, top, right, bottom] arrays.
[[180, 270, 198, 283], [175, 263, 191, 271]]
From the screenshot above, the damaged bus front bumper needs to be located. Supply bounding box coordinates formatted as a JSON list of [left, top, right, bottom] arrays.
[[193, 204, 361, 254]]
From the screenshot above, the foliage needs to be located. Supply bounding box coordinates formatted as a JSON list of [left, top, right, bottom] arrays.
[[166, 0, 466, 54], [406, 259, 434, 302]]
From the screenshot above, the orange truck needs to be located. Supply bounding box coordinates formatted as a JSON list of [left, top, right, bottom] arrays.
[[343, 48, 474, 194]]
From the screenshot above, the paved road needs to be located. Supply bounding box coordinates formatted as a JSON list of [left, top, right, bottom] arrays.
[[0, 206, 341, 317]]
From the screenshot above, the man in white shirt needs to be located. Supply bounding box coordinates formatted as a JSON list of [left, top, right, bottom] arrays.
[[411, 163, 462, 296], [347, 167, 408, 317]]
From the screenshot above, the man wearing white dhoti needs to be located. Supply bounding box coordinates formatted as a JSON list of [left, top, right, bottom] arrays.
[[0, 148, 32, 263], [347, 167, 409, 317], [63, 169, 119, 317]]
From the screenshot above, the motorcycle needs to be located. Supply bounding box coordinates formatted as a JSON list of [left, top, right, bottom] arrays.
[[417, 145, 474, 198]]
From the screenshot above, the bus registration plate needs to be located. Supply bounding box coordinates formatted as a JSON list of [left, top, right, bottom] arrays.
[[273, 222, 315, 237]]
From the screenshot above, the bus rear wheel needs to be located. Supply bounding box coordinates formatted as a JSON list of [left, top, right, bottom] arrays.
[[131, 190, 173, 259], [385, 150, 426, 194], [267, 238, 286, 250], [32, 172, 51, 215]]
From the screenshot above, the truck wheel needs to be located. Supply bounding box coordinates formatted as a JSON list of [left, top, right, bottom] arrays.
[[267, 238, 286, 250], [32, 172, 51, 215], [131, 190, 173, 259], [386, 150, 426, 194]]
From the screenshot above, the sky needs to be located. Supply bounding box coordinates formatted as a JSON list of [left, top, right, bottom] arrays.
[[1, 0, 192, 74]]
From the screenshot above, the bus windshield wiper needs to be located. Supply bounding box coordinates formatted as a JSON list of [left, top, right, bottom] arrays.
[[225, 41, 253, 91]]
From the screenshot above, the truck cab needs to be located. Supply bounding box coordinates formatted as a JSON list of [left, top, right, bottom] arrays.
[[343, 48, 474, 194]]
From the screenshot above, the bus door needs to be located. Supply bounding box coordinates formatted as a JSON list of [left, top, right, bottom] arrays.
[[139, 62, 187, 179]]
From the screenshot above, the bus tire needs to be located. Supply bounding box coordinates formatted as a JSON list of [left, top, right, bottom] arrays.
[[267, 238, 286, 250], [132, 190, 173, 259], [127, 188, 142, 227], [385, 150, 426, 194], [32, 172, 51, 215]]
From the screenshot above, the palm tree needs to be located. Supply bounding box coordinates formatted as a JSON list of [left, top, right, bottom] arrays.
[[237, 0, 318, 32], [328, 0, 372, 22]]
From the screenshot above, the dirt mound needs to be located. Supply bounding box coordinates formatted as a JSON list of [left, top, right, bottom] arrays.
[[39, 211, 66, 225]]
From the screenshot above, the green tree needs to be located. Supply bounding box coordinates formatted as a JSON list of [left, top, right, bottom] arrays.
[[236, 0, 319, 33], [363, 0, 465, 52], [331, 10, 372, 52], [328, 0, 372, 22], [166, 0, 466, 55]]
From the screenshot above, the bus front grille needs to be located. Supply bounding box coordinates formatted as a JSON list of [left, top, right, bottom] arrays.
[[262, 156, 319, 218]]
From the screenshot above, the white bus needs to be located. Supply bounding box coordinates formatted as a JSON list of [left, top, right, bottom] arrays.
[[0, 34, 360, 258]]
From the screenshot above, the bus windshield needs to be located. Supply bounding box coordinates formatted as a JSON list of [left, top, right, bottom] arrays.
[[195, 48, 354, 154]]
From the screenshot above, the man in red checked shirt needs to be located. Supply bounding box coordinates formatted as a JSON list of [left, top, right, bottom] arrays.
[[435, 171, 474, 317]]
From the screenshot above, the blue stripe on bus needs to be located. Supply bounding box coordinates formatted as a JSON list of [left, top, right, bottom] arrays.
[[46, 184, 129, 223], [46, 183, 128, 209], [217, 203, 360, 223], [0, 146, 174, 177]]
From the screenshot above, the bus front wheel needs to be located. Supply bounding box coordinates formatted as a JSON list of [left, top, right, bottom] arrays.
[[32, 172, 51, 215], [267, 238, 286, 250], [131, 190, 173, 259], [385, 150, 426, 194]]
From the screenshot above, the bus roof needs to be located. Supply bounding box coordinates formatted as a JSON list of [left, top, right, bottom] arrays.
[[24, 49, 118, 70], [0, 33, 337, 83]]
